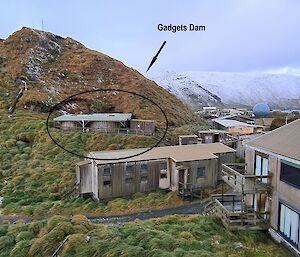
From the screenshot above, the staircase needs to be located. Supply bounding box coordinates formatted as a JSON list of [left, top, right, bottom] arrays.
[[202, 198, 217, 216]]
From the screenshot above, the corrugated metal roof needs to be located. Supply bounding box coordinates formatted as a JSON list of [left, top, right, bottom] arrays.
[[53, 113, 132, 122], [246, 119, 300, 161], [88, 143, 235, 165], [214, 119, 259, 128]]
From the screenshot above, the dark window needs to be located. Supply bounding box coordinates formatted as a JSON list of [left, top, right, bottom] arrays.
[[280, 161, 300, 189], [141, 176, 148, 182], [141, 164, 148, 172], [160, 162, 167, 170], [103, 167, 111, 176], [197, 167, 205, 177], [160, 173, 167, 179], [125, 177, 134, 184], [103, 180, 111, 186], [126, 164, 134, 174]]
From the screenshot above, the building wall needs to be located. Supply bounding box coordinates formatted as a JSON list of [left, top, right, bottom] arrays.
[[57, 121, 81, 130], [89, 121, 125, 132], [227, 126, 254, 136], [97, 160, 162, 200], [185, 159, 218, 189], [130, 119, 155, 135], [76, 162, 98, 199], [245, 146, 300, 249], [78, 151, 235, 200], [179, 136, 198, 145]]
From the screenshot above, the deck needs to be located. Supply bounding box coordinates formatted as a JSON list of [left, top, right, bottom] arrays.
[[222, 164, 271, 194], [204, 194, 269, 231]]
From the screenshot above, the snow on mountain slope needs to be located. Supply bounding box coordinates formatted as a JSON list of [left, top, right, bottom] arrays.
[[151, 71, 300, 109], [183, 71, 300, 108], [150, 71, 223, 110]]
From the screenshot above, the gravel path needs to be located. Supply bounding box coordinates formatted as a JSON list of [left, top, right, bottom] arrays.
[[0, 199, 209, 226], [89, 199, 209, 225]]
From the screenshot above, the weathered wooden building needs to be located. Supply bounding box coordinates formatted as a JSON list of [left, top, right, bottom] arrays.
[[213, 119, 263, 136], [76, 143, 235, 201], [204, 119, 300, 255], [53, 113, 155, 135], [178, 135, 199, 145], [129, 119, 155, 136]]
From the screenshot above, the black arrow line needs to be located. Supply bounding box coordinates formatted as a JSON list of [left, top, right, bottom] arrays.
[[146, 41, 167, 72]]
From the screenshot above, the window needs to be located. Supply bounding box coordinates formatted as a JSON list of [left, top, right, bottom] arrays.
[[160, 173, 167, 179], [255, 153, 269, 183], [197, 167, 205, 177], [141, 176, 148, 182], [103, 180, 111, 186], [103, 167, 111, 176], [159, 162, 167, 170], [125, 177, 134, 184], [279, 203, 299, 246], [280, 161, 300, 189], [141, 164, 148, 172], [126, 164, 134, 174]]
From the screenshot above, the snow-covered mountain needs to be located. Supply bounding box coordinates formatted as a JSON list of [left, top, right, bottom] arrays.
[[150, 71, 300, 109], [150, 71, 223, 110]]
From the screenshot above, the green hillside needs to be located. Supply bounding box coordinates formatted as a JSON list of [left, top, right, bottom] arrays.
[[0, 107, 189, 217], [0, 215, 292, 257]]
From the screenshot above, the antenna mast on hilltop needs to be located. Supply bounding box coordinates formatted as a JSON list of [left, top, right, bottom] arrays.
[[42, 18, 44, 31]]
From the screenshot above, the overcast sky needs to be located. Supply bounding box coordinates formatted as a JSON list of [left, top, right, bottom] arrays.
[[1, 0, 300, 75]]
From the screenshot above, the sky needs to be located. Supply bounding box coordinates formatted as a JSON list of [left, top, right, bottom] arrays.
[[1, 0, 300, 75]]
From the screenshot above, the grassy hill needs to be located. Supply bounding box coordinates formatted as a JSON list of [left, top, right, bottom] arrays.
[[0, 27, 200, 126], [0, 108, 188, 217], [0, 27, 206, 217], [0, 215, 292, 257]]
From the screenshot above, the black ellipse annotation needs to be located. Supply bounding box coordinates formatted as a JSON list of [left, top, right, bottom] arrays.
[[158, 24, 206, 33]]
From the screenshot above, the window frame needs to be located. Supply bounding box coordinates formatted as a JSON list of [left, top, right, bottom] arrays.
[[125, 163, 134, 174], [103, 166, 111, 176], [254, 152, 269, 183], [196, 167, 205, 178], [280, 161, 300, 190], [103, 180, 111, 186], [125, 177, 134, 184], [141, 163, 148, 173], [159, 162, 167, 170], [278, 201, 300, 247], [141, 175, 148, 182]]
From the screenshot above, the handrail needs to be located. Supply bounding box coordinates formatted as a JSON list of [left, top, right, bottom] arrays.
[[51, 237, 68, 257]]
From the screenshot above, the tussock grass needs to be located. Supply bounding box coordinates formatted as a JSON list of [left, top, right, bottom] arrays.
[[0, 108, 185, 217], [0, 215, 292, 257]]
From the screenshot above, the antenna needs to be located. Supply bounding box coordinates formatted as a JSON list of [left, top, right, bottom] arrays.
[[42, 18, 44, 31]]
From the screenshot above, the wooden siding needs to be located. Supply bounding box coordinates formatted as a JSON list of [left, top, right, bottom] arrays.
[[97, 160, 162, 199], [176, 159, 218, 190], [130, 119, 155, 135], [77, 151, 235, 201], [57, 121, 81, 130], [89, 121, 127, 131]]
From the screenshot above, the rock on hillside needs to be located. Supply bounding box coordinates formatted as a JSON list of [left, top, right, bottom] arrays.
[[0, 27, 199, 126]]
